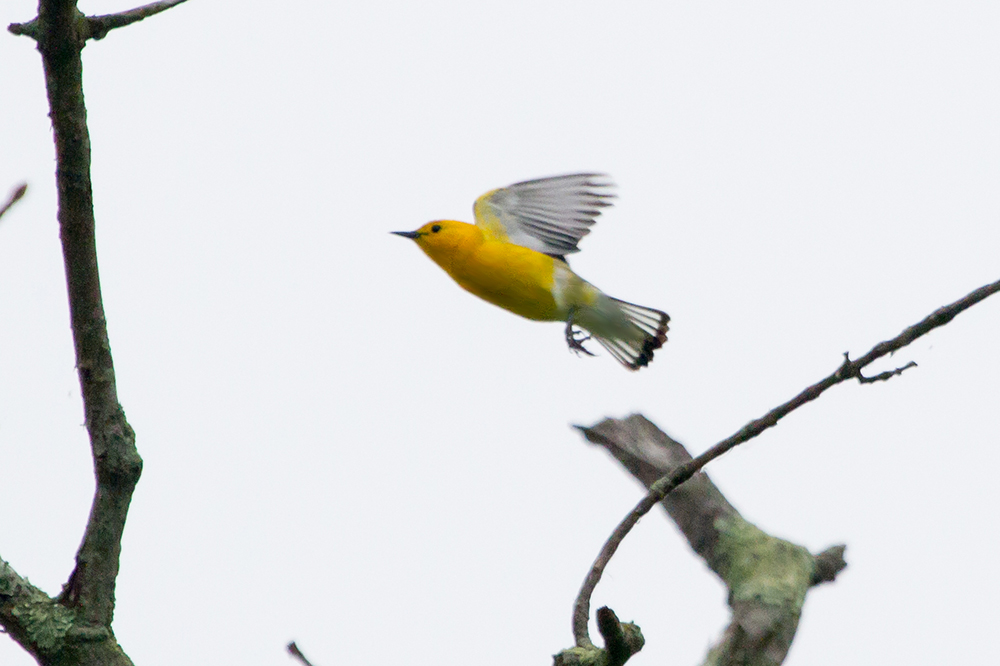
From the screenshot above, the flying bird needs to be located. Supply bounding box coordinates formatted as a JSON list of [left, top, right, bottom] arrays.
[[392, 174, 669, 370]]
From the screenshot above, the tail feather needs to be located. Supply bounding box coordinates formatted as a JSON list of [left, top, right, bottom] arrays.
[[593, 299, 670, 370]]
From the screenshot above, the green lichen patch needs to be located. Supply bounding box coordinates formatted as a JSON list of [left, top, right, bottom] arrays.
[[11, 598, 76, 654], [711, 515, 813, 612], [554, 622, 644, 666]]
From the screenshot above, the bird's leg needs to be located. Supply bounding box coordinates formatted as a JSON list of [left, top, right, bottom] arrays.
[[565, 308, 595, 357]]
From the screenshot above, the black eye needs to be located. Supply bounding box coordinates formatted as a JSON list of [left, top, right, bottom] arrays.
[[431, 224, 442, 233]]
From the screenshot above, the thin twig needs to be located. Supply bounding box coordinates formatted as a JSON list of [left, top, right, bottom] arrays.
[[572, 276, 1000, 647], [0, 183, 27, 221], [87, 0, 189, 40], [856, 358, 917, 384], [287, 642, 317, 666]]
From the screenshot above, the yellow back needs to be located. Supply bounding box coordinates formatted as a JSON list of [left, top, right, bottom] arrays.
[[472, 189, 512, 243]]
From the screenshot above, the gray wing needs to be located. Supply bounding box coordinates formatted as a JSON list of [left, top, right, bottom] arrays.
[[472, 173, 615, 255]]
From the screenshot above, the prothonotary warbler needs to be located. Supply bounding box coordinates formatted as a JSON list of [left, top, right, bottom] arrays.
[[392, 174, 669, 370]]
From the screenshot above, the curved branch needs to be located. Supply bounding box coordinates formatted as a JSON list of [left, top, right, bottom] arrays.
[[571, 276, 1000, 648], [576, 415, 847, 665]]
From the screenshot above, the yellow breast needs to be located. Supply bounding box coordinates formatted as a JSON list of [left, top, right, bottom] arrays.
[[413, 220, 570, 321], [449, 239, 562, 321]]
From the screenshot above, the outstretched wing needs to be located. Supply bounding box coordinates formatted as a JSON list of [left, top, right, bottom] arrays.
[[473, 173, 615, 255]]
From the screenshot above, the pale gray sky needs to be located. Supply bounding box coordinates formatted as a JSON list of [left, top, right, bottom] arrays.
[[2, 1, 998, 664]]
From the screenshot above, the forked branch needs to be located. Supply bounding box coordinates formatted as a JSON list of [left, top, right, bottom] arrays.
[[9, 0, 188, 42], [572, 415, 846, 664], [87, 0, 189, 40], [2, 0, 187, 663], [572, 276, 1000, 648]]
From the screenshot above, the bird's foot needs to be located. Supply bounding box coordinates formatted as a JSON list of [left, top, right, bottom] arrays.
[[565, 316, 595, 357]]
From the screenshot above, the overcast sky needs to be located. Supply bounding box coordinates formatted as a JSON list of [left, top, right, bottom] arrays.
[[2, 1, 998, 665]]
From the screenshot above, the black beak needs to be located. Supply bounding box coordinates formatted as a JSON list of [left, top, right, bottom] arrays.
[[391, 230, 422, 240]]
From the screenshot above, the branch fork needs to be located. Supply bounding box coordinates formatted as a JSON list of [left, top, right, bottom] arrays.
[[555, 606, 644, 666], [8, 0, 188, 43], [566, 276, 1000, 660], [2, 0, 188, 663]]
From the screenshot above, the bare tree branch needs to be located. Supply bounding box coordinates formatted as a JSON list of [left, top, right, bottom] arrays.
[[7, 19, 40, 39], [0, 183, 28, 221], [8, 0, 188, 42], [29, 0, 143, 632], [571, 276, 1000, 649], [573, 415, 847, 665], [855, 358, 917, 384], [87, 0, 189, 40], [287, 641, 317, 666], [0, 0, 165, 663]]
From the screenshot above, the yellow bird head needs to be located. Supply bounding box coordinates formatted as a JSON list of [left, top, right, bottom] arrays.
[[392, 220, 479, 269]]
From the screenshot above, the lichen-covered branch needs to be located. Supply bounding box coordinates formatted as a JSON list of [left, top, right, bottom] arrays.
[[570, 277, 999, 650], [575, 415, 846, 665], [555, 606, 645, 666], [3, 553, 130, 665], [1, 556, 58, 662]]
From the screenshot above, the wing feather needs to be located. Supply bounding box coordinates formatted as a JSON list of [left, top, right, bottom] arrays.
[[473, 173, 615, 255]]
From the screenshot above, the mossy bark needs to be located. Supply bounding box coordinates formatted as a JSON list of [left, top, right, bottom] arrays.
[[574, 414, 846, 666]]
